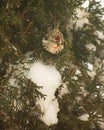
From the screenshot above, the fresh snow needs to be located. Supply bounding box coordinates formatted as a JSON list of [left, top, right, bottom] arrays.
[[28, 62, 61, 126], [78, 114, 89, 121]]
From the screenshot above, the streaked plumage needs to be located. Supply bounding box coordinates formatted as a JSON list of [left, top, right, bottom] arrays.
[[42, 26, 64, 54]]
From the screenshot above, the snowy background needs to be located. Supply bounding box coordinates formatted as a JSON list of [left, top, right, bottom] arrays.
[[8, 0, 104, 127], [26, 0, 104, 126]]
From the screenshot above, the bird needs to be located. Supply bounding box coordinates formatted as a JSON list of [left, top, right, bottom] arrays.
[[42, 26, 64, 54]]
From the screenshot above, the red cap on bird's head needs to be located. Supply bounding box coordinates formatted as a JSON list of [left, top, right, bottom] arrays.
[[55, 35, 60, 42]]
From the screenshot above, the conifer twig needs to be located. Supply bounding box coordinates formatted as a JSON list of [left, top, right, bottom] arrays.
[[49, 11, 55, 20], [24, 21, 33, 34], [21, 10, 28, 19]]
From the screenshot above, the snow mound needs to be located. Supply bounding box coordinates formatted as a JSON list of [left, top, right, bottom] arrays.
[[28, 62, 61, 126]]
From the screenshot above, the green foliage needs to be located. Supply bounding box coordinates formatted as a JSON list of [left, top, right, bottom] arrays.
[[0, 0, 104, 130]]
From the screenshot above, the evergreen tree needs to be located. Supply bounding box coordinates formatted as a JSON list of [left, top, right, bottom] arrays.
[[0, 0, 104, 130]]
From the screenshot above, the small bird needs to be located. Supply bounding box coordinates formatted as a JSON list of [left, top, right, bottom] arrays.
[[42, 26, 64, 54]]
